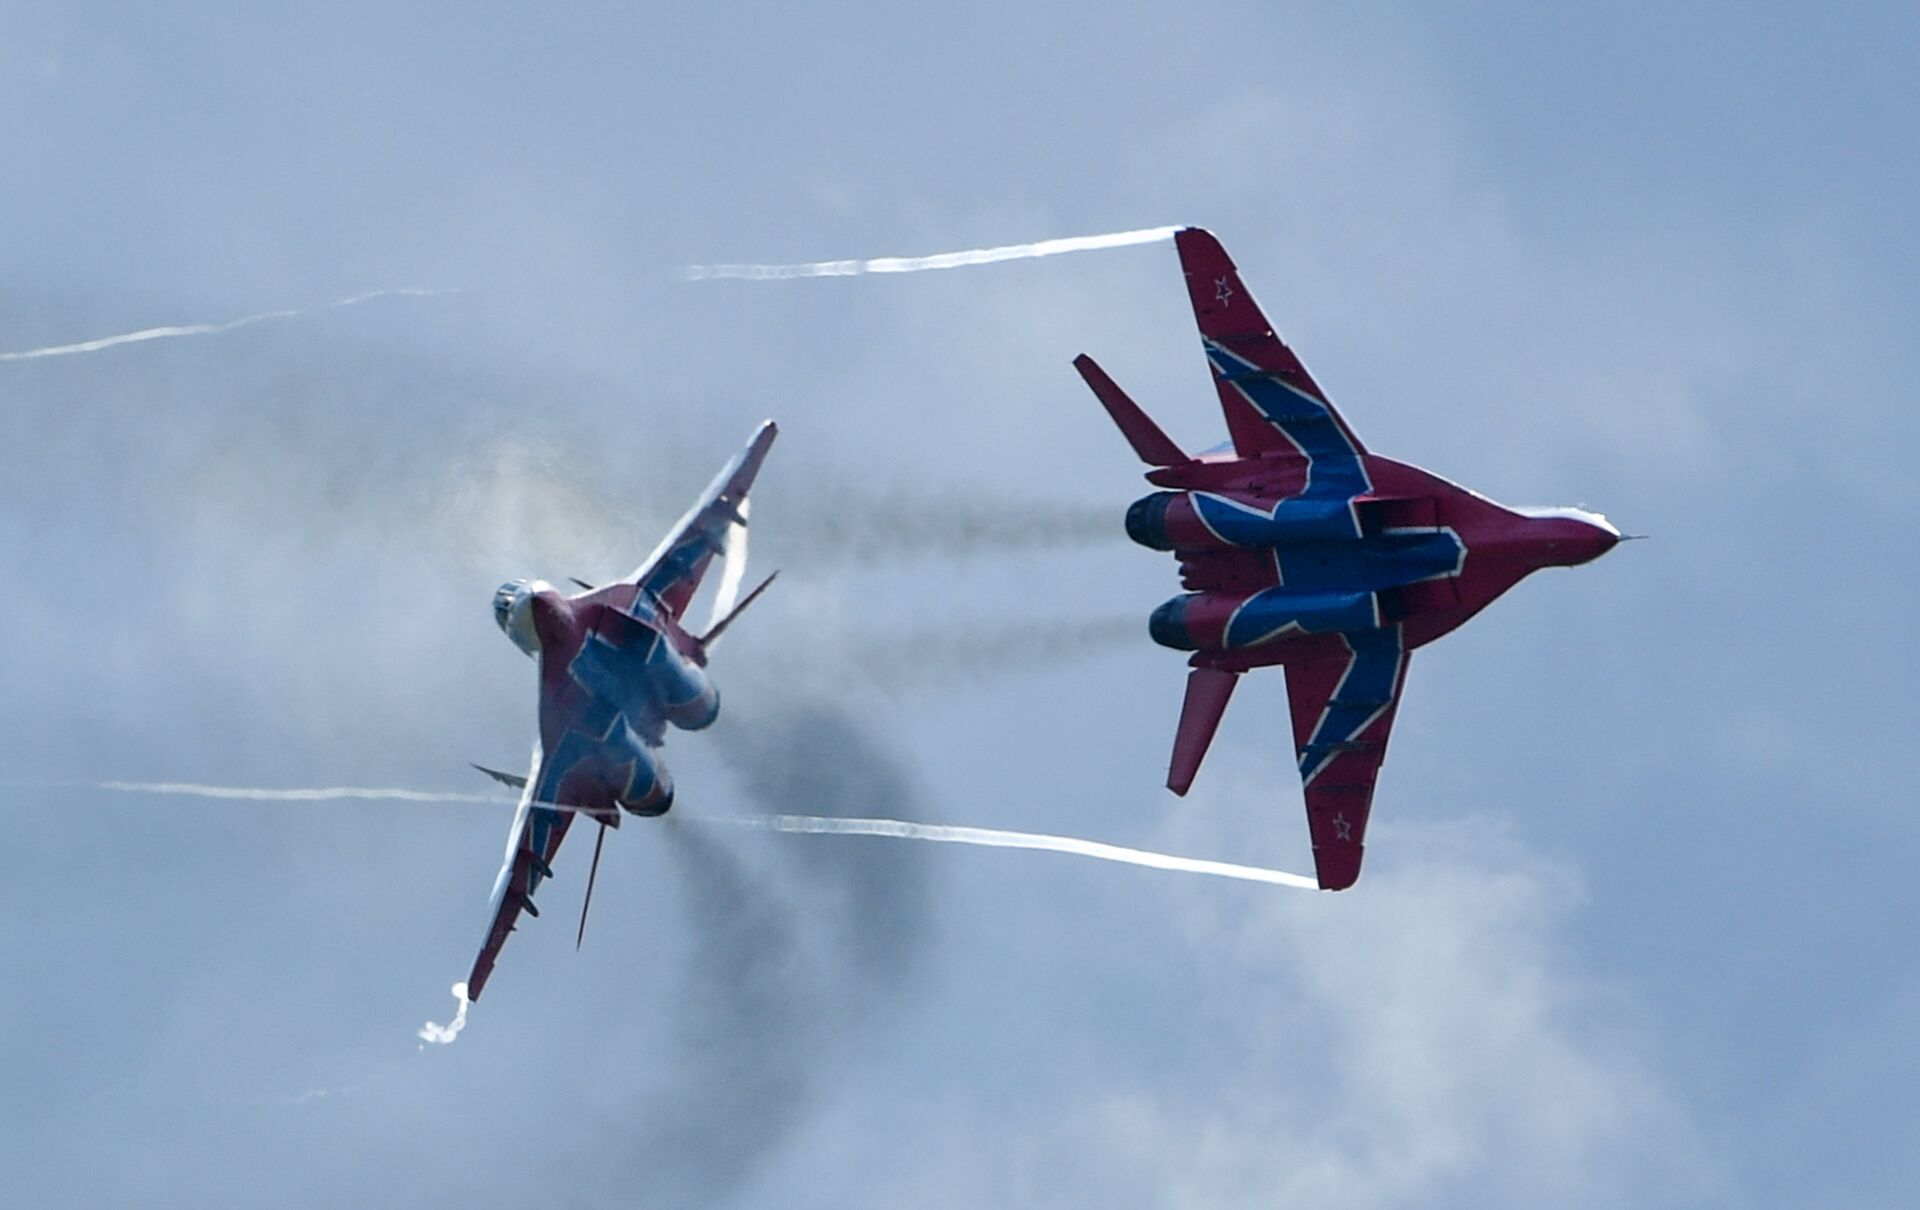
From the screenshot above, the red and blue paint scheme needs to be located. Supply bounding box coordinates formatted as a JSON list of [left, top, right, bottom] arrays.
[[465, 421, 778, 1000], [1076, 229, 1619, 891]]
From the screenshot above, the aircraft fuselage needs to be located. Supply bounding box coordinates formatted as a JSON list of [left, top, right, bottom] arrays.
[[1135, 452, 1619, 671], [495, 579, 724, 817]]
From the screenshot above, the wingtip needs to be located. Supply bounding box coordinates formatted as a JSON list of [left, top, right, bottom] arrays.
[[1174, 225, 1230, 263], [1312, 847, 1363, 891]]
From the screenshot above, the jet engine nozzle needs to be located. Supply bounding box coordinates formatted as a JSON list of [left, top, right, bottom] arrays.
[[1126, 492, 1180, 550], [1128, 490, 1365, 552], [492, 579, 548, 657], [1148, 596, 1197, 650]]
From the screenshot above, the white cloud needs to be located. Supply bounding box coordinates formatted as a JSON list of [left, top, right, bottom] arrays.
[[957, 807, 1726, 1208]]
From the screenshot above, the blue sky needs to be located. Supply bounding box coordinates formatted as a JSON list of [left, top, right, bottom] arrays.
[[3, 4, 1916, 1206]]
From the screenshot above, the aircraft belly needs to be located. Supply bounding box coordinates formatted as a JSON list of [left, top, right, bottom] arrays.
[[567, 624, 717, 732], [1150, 526, 1468, 652]]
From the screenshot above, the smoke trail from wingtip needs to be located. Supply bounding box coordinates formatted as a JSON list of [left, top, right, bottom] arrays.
[[681, 224, 1178, 280], [77, 779, 1312, 887], [77, 779, 617, 817], [418, 982, 471, 1045], [0, 287, 463, 361], [712, 813, 1321, 890], [91, 780, 497, 805]]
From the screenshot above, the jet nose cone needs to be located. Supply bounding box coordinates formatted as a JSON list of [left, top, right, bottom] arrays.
[[1537, 514, 1621, 567], [1580, 526, 1622, 564]]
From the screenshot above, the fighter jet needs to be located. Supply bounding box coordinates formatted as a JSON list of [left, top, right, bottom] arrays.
[[464, 421, 778, 999], [1074, 229, 1619, 891]]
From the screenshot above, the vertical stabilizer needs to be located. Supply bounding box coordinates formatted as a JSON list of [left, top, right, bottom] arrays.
[[1074, 354, 1189, 467], [1168, 667, 1239, 795]]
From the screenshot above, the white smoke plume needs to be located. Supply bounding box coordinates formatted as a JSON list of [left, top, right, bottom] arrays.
[[0, 288, 462, 362], [710, 813, 1320, 890], [680, 224, 1178, 280], [417, 982, 471, 1045]]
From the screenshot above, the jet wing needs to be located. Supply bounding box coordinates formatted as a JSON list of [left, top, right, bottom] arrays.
[[1174, 228, 1369, 497], [466, 736, 615, 1001], [1281, 627, 1410, 890], [623, 420, 778, 621]]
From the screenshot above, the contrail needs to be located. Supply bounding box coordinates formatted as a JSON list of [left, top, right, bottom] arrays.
[[73, 778, 618, 815], [418, 982, 471, 1045], [0, 287, 462, 362], [73, 779, 1315, 887], [681, 224, 1178, 280], [91, 780, 497, 804], [711, 813, 1321, 891]]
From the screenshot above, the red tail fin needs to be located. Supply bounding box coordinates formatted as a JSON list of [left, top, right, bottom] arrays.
[[694, 570, 778, 661], [1074, 354, 1188, 467], [1168, 667, 1239, 795]]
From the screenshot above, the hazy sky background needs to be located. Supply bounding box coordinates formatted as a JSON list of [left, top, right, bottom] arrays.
[[4, 4, 1916, 1206]]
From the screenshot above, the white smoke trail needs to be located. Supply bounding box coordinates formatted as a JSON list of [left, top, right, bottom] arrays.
[[0, 287, 463, 362], [77, 780, 1316, 887], [78, 782, 1311, 889], [93, 780, 497, 804], [681, 225, 1179, 281], [714, 813, 1320, 890], [418, 982, 472, 1045], [71, 778, 623, 817]]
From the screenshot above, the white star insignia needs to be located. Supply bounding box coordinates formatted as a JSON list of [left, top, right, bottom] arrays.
[[1214, 277, 1234, 306], [1332, 812, 1352, 841]]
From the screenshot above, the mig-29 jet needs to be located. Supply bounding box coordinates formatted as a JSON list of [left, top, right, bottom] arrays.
[[1075, 229, 1619, 891], [464, 421, 778, 1000]]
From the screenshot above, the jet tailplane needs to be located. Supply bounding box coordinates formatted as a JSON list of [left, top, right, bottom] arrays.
[[1169, 666, 1239, 795]]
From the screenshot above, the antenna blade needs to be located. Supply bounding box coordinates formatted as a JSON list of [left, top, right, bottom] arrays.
[[698, 569, 779, 653], [576, 822, 609, 951]]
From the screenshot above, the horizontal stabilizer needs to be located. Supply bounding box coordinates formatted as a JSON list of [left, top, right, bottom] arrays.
[[1074, 354, 1188, 467], [472, 763, 529, 790], [1168, 667, 1239, 795]]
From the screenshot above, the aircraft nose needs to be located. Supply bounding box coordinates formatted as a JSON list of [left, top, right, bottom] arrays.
[[1541, 518, 1620, 567]]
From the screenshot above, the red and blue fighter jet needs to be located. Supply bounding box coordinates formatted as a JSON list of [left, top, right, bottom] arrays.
[[1075, 229, 1619, 891], [464, 421, 778, 999]]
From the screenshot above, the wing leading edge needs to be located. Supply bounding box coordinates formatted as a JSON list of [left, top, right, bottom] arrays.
[[468, 745, 578, 1000], [1174, 227, 1367, 482], [468, 724, 625, 1000], [627, 420, 778, 620]]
